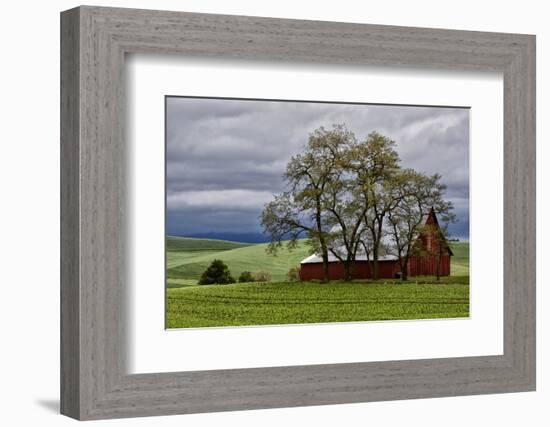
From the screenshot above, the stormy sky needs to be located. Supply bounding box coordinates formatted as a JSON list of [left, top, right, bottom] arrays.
[[166, 97, 470, 240]]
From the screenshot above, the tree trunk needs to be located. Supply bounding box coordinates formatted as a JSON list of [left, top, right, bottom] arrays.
[[372, 244, 379, 280], [348, 256, 356, 281], [315, 202, 330, 282], [401, 260, 409, 281], [372, 221, 384, 280], [343, 260, 352, 282], [319, 233, 330, 282], [321, 250, 330, 282], [400, 256, 408, 281]]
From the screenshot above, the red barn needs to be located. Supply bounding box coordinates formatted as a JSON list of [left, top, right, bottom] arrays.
[[299, 208, 453, 281]]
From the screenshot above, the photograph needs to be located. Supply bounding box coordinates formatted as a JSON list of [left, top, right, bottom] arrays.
[[165, 96, 470, 329], [50, 3, 538, 421]]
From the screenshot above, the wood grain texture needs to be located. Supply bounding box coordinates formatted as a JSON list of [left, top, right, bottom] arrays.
[[60, 7, 80, 419], [60, 5, 536, 420]]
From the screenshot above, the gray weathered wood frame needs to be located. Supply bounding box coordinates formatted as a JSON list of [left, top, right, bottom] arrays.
[[60, 5, 536, 420]]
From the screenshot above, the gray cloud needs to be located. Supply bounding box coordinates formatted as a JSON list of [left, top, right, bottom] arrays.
[[166, 97, 469, 239]]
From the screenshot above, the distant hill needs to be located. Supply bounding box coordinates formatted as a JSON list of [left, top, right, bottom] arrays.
[[166, 238, 469, 287], [167, 238, 311, 283], [167, 236, 251, 252], [449, 242, 469, 276], [182, 232, 270, 244]]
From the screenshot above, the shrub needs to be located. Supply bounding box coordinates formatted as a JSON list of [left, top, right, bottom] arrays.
[[238, 271, 254, 283], [286, 267, 301, 282], [198, 259, 235, 285], [252, 271, 272, 282]]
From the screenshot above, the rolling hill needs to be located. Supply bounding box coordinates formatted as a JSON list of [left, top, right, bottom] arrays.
[[449, 241, 469, 276], [167, 236, 311, 284], [166, 236, 250, 252], [166, 238, 470, 327], [166, 236, 469, 287]]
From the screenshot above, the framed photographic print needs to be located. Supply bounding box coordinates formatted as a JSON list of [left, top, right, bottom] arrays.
[[61, 6, 536, 420], [164, 96, 471, 329]]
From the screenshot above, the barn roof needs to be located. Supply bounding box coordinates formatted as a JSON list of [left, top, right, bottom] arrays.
[[300, 250, 398, 264], [300, 208, 453, 264], [424, 207, 454, 256]]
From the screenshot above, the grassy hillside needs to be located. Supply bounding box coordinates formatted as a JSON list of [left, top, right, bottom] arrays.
[[166, 237, 469, 287], [167, 281, 469, 328], [167, 237, 311, 284], [449, 241, 469, 276], [166, 238, 470, 328], [166, 237, 252, 279], [167, 236, 250, 252]]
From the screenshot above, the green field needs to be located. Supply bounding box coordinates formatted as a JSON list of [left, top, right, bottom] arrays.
[[166, 237, 311, 285], [450, 241, 470, 276], [166, 237, 470, 328]]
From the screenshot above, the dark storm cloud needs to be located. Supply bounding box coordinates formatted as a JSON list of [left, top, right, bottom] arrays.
[[166, 97, 470, 239]]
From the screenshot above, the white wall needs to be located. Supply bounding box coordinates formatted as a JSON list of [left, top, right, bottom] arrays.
[[0, 1, 546, 425]]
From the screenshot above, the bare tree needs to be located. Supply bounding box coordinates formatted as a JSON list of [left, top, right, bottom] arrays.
[[321, 150, 370, 281], [263, 125, 457, 284], [323, 201, 370, 281], [349, 132, 401, 279], [386, 171, 454, 281], [261, 125, 355, 282]]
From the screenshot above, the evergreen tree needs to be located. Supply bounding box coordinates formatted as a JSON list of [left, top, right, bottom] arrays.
[[198, 260, 235, 285]]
